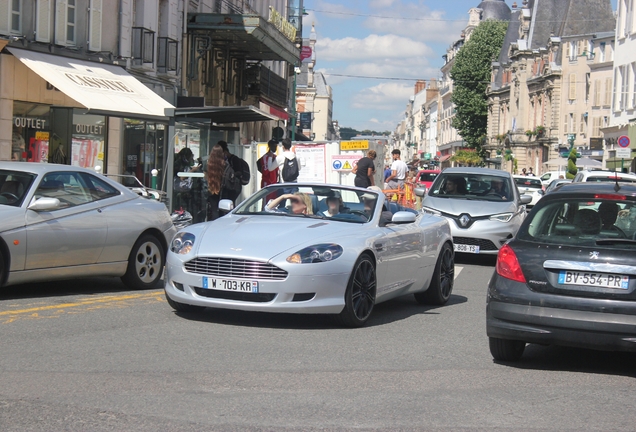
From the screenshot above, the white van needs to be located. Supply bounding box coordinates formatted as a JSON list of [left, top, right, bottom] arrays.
[[540, 171, 566, 187]]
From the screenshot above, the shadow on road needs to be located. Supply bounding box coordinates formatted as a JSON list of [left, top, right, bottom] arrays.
[[493, 344, 636, 378], [172, 294, 468, 330], [0, 277, 160, 301]]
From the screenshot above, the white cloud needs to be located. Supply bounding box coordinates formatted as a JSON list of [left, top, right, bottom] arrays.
[[369, 0, 398, 8], [350, 82, 414, 110], [316, 34, 433, 62]]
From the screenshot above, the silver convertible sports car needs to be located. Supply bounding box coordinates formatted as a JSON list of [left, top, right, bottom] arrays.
[[0, 162, 176, 289], [165, 184, 455, 327]]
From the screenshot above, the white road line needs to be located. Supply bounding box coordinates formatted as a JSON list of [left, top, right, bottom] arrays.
[[455, 266, 464, 279]]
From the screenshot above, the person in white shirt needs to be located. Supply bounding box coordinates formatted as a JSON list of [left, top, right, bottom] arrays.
[[386, 149, 408, 189]]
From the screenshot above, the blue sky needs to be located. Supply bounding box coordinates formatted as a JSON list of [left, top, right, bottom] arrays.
[[302, 0, 619, 133]]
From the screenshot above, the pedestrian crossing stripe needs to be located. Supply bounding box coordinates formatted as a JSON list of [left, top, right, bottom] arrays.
[[343, 161, 352, 170]]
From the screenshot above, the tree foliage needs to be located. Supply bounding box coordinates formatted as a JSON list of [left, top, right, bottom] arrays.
[[451, 149, 482, 166], [339, 127, 391, 140], [566, 147, 578, 179], [450, 21, 509, 156]]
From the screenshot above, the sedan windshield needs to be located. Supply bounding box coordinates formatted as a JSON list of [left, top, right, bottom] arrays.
[[0, 170, 36, 207], [428, 173, 514, 202], [234, 185, 379, 223], [519, 198, 636, 248]]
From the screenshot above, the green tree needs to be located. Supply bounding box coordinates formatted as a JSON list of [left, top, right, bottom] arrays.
[[450, 20, 509, 157], [339, 127, 359, 140], [566, 147, 578, 179], [450, 149, 482, 166]]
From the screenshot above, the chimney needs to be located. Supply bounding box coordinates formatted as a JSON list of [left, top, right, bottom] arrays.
[[414, 80, 426, 94]]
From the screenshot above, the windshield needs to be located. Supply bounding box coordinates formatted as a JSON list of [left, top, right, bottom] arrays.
[[234, 185, 378, 223], [428, 173, 514, 202], [0, 170, 36, 207], [418, 172, 439, 182], [105, 174, 144, 188], [519, 198, 636, 248]]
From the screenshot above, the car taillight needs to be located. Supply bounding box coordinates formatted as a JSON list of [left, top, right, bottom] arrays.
[[496, 244, 526, 283], [594, 194, 627, 200]]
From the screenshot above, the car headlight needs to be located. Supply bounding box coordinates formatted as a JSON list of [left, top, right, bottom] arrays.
[[287, 244, 343, 264], [171, 232, 195, 255], [422, 206, 441, 216], [490, 213, 514, 223]]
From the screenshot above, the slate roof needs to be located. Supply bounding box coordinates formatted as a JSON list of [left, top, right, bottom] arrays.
[[492, 9, 521, 88], [477, 0, 511, 21]]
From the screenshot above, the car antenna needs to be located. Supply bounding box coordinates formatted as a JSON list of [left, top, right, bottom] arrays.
[[614, 173, 621, 192]]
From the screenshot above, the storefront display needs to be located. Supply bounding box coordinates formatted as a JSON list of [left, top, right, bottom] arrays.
[[71, 113, 106, 169], [12, 102, 51, 162]]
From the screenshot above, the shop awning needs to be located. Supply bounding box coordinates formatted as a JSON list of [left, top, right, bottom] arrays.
[[438, 154, 452, 162], [175, 105, 278, 123], [8, 48, 174, 121]]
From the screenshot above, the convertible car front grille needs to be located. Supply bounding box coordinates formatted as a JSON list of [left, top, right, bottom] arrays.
[[184, 257, 288, 280], [194, 288, 277, 303], [452, 237, 498, 251]]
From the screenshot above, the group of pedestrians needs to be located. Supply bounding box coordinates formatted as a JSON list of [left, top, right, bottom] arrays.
[[353, 148, 409, 191]]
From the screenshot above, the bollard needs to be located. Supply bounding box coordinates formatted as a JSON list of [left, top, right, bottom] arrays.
[[151, 169, 158, 190]]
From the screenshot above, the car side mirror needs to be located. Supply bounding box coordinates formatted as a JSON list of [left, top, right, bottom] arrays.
[[218, 199, 234, 212], [28, 197, 61, 211], [391, 211, 417, 224], [519, 195, 533, 205], [414, 187, 427, 197]]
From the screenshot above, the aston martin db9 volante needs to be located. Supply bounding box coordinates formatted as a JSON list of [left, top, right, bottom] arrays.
[[0, 163, 176, 289], [165, 184, 455, 327]]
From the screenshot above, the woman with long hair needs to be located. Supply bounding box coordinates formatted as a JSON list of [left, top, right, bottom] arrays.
[[206, 144, 226, 221]]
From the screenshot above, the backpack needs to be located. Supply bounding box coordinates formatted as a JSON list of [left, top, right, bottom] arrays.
[[258, 153, 279, 186], [281, 156, 299, 182], [221, 162, 242, 197], [229, 154, 250, 186]]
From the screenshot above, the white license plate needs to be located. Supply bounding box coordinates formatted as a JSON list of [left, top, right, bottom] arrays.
[[454, 244, 480, 254], [202, 277, 259, 293], [558, 271, 629, 289]]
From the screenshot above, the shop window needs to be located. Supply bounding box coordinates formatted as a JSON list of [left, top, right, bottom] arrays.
[[72, 112, 106, 170], [132, 27, 155, 65], [0, 0, 22, 35], [157, 37, 178, 73], [12, 101, 52, 163]]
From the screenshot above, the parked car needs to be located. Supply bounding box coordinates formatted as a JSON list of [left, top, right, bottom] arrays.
[[572, 170, 636, 183], [544, 178, 572, 194], [165, 183, 454, 327], [540, 171, 566, 187], [0, 163, 176, 289], [105, 173, 167, 202], [416, 170, 441, 191], [419, 168, 531, 255], [513, 175, 544, 208], [487, 182, 636, 361]]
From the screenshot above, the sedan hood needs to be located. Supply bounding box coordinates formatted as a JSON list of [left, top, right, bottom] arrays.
[[0, 206, 25, 232], [194, 214, 354, 259], [423, 196, 517, 217]]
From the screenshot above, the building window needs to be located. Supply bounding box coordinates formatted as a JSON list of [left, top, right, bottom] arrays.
[[67, 0, 75, 44], [568, 73, 577, 100], [132, 27, 155, 64], [620, 64, 629, 110], [592, 117, 601, 137], [593, 79, 601, 107], [599, 42, 606, 62], [157, 37, 178, 73], [11, 0, 21, 33]]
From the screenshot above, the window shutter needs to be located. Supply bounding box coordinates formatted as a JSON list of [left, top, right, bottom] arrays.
[[0, 1, 9, 34], [169, 0, 179, 40], [605, 77, 613, 106], [569, 73, 576, 100], [579, 114, 585, 133], [565, 42, 570, 61], [88, 0, 102, 51], [564, 114, 568, 134], [36, 0, 52, 43], [593, 79, 601, 106], [592, 117, 601, 137], [55, 0, 68, 46], [119, 0, 132, 58]]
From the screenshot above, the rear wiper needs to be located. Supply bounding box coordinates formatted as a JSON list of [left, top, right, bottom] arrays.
[[596, 239, 636, 245]]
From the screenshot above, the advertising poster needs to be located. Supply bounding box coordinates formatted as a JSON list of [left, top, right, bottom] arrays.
[[71, 138, 104, 169], [296, 144, 326, 183], [28, 131, 50, 163]]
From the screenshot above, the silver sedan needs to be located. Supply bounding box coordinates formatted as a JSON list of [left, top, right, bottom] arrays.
[[165, 184, 455, 327], [0, 162, 176, 289]]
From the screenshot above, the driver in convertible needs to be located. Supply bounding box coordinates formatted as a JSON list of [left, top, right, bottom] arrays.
[[266, 192, 313, 215]]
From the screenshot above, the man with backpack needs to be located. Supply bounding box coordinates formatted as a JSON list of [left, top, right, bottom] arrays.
[[277, 138, 300, 194], [217, 140, 250, 205], [257, 139, 280, 202]]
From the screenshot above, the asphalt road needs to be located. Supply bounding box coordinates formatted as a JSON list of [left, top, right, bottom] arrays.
[[1, 255, 635, 431]]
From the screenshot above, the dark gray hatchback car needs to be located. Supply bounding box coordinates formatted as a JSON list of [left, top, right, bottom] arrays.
[[487, 182, 636, 361]]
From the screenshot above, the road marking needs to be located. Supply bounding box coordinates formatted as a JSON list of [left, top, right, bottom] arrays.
[[0, 291, 164, 324], [455, 266, 463, 279]]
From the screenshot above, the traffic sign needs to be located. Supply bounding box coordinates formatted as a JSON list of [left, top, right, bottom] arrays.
[[616, 148, 632, 159], [331, 154, 360, 171], [340, 140, 369, 151], [618, 135, 630, 148]]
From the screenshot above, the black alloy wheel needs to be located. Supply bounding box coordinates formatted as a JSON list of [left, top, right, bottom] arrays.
[[415, 243, 454, 305], [337, 255, 377, 327]]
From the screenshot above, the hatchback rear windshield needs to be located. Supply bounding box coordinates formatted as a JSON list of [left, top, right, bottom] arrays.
[[585, 176, 636, 183], [418, 172, 439, 182], [518, 198, 636, 248], [514, 178, 542, 188]]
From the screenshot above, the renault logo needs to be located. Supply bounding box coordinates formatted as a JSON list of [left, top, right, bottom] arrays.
[[589, 251, 600, 259], [459, 214, 471, 227]]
